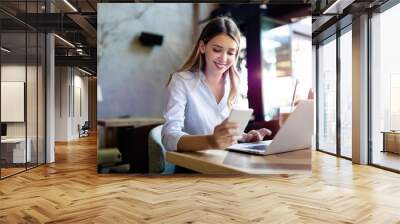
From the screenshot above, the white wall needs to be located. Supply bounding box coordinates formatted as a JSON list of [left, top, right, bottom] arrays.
[[1, 65, 26, 134], [71, 73, 89, 138], [55, 67, 89, 141], [97, 3, 216, 118], [1, 65, 39, 137], [55, 67, 66, 141], [1, 64, 46, 163]]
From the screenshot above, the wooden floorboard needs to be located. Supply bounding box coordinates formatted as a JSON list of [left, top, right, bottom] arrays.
[[1, 134, 400, 223], [372, 151, 400, 171]]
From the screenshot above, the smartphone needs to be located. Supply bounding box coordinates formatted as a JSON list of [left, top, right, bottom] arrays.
[[227, 108, 254, 135]]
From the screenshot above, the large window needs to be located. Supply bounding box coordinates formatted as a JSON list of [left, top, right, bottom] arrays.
[[261, 17, 312, 121], [316, 26, 353, 159], [371, 3, 400, 171], [317, 36, 337, 154], [339, 28, 352, 158], [315, 1, 400, 170], [0, 1, 46, 179]]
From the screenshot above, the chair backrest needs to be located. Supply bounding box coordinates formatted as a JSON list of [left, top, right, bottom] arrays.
[[148, 125, 175, 174], [148, 125, 165, 173], [82, 121, 90, 129], [149, 125, 163, 146]]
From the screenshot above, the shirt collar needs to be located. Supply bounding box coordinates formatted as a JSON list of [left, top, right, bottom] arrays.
[[199, 70, 229, 84]]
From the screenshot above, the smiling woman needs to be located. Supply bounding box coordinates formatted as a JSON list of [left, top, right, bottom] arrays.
[[199, 35, 238, 104], [161, 17, 271, 153]]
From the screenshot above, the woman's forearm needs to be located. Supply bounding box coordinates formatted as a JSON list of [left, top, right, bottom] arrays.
[[177, 135, 215, 152]]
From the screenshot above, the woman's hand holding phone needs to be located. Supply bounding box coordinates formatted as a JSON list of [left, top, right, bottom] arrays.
[[209, 119, 240, 149], [208, 108, 272, 149]]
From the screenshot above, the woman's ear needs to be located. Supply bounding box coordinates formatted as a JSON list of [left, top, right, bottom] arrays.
[[199, 40, 206, 54]]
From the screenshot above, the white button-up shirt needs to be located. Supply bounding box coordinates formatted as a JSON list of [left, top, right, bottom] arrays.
[[161, 70, 232, 151]]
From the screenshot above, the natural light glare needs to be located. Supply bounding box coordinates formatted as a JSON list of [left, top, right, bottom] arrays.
[[318, 37, 337, 154], [371, 2, 400, 169], [340, 29, 352, 158], [261, 17, 312, 121]]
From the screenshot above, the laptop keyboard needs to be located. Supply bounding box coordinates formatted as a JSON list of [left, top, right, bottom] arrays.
[[247, 144, 268, 150]]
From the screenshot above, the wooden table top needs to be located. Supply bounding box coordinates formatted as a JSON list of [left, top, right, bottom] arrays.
[[97, 117, 164, 127], [166, 148, 311, 175], [381, 131, 400, 134]]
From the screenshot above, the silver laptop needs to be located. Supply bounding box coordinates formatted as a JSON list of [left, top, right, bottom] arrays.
[[227, 100, 314, 155]]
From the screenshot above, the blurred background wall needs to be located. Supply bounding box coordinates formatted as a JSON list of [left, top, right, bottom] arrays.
[[97, 3, 216, 118]]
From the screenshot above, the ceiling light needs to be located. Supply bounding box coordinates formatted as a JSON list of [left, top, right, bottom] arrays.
[[323, 0, 341, 14], [54, 34, 75, 48], [323, 0, 354, 15], [78, 67, 92, 76], [97, 85, 103, 102], [63, 0, 78, 12], [1, 47, 11, 53]]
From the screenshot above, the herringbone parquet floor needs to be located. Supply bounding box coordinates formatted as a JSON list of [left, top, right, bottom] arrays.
[[1, 134, 400, 223]]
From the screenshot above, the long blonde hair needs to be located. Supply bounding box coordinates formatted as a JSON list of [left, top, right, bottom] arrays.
[[168, 16, 242, 108]]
